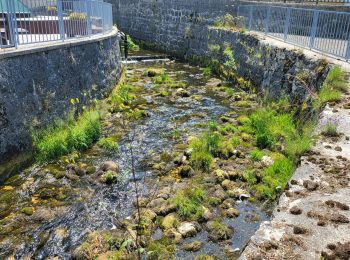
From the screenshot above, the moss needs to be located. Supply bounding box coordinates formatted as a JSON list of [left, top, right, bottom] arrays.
[[172, 185, 205, 220], [207, 219, 233, 241], [21, 207, 34, 216], [101, 170, 118, 184], [236, 100, 251, 108], [98, 137, 119, 151], [236, 115, 250, 125], [147, 237, 176, 260]]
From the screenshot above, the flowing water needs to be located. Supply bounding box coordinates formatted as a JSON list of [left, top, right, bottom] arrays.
[[0, 53, 269, 259]]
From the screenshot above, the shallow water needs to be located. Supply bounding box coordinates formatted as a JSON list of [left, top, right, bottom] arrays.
[[0, 54, 269, 259]]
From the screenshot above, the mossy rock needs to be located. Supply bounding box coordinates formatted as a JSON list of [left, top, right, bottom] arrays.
[[178, 165, 194, 178], [206, 219, 234, 242], [101, 170, 118, 184], [21, 207, 34, 216], [0, 190, 17, 204], [236, 115, 250, 125], [161, 213, 178, 230]]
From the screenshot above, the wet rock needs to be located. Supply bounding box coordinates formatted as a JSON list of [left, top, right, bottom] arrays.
[[289, 206, 302, 215], [164, 228, 183, 244], [303, 180, 319, 191], [293, 226, 308, 234], [183, 241, 202, 252], [213, 187, 227, 201], [66, 164, 79, 175], [178, 165, 194, 178], [142, 209, 157, 224], [221, 198, 236, 209], [221, 179, 235, 190], [325, 200, 349, 210], [261, 156, 274, 167], [225, 245, 240, 258], [149, 198, 176, 216], [227, 187, 247, 199], [178, 222, 200, 238], [176, 88, 190, 97], [215, 169, 229, 182], [161, 213, 178, 230], [201, 206, 213, 221], [85, 166, 96, 175], [100, 161, 119, 172], [206, 220, 234, 242], [72, 232, 109, 260], [225, 208, 240, 218], [157, 187, 171, 199]]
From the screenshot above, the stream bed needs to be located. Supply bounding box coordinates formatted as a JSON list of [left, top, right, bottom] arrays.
[[0, 53, 269, 259]]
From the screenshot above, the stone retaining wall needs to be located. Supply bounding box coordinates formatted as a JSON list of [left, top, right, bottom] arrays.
[[0, 29, 122, 181], [113, 0, 329, 101]]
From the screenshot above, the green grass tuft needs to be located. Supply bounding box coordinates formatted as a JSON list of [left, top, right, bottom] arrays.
[[172, 186, 205, 220], [250, 149, 264, 161], [35, 110, 101, 162]]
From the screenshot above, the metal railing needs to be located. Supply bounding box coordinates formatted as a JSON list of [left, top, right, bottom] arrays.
[[0, 0, 113, 49], [238, 5, 350, 60]]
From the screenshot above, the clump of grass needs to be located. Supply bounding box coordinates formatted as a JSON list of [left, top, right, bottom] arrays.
[[313, 66, 347, 109], [127, 35, 139, 51], [256, 157, 294, 199], [154, 73, 170, 84], [321, 122, 339, 137], [35, 110, 101, 162], [248, 108, 296, 149], [172, 186, 205, 220], [203, 67, 211, 77], [213, 14, 235, 28], [98, 137, 119, 151], [250, 149, 264, 161]]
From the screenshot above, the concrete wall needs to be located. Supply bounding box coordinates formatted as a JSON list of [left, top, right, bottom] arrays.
[[0, 29, 122, 181]]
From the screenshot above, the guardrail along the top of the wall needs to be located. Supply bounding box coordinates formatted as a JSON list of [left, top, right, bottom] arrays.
[[0, 0, 113, 49], [238, 4, 350, 60]]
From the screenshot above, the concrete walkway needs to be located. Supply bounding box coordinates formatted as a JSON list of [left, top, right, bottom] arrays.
[[240, 33, 350, 260]]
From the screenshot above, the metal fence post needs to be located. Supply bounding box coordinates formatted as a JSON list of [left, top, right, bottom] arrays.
[[57, 0, 65, 41], [309, 10, 319, 49], [345, 32, 350, 61], [86, 0, 92, 36], [5, 0, 18, 48], [265, 6, 271, 35], [248, 5, 253, 31], [284, 8, 291, 41]]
